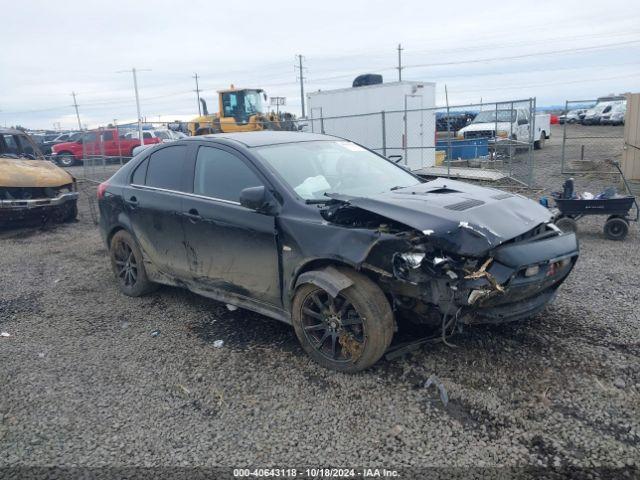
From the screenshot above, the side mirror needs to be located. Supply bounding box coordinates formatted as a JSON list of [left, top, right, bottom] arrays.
[[518, 118, 528, 125], [239, 186, 272, 213], [76, 138, 83, 144]]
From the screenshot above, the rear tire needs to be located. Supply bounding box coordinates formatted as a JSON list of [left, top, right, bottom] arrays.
[[291, 267, 394, 372], [603, 217, 629, 241], [109, 230, 158, 296], [534, 132, 545, 150]]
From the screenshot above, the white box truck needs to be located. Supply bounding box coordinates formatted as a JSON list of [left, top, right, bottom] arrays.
[[306, 81, 436, 170]]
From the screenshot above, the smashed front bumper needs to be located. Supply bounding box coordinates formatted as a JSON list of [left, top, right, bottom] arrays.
[[386, 228, 579, 325], [464, 232, 578, 323], [0, 192, 78, 225]]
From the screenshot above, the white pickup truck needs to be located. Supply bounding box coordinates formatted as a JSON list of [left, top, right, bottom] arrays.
[[457, 108, 551, 150]]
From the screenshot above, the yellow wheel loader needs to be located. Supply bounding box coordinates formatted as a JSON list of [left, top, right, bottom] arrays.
[[188, 86, 297, 136]]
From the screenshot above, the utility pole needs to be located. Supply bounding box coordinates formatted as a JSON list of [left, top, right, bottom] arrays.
[[71, 92, 82, 130], [397, 44, 404, 82], [193, 73, 202, 116], [295, 54, 306, 118], [117, 67, 150, 147]]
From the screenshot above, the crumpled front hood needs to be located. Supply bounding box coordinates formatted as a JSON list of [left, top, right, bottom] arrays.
[[327, 178, 552, 256], [0, 156, 73, 188]]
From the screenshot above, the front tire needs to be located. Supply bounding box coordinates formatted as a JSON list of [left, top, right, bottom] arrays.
[[534, 132, 545, 150], [109, 230, 158, 296], [555, 216, 578, 234], [291, 268, 394, 372]]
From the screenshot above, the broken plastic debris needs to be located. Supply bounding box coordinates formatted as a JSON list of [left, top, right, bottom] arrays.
[[422, 229, 434, 236], [424, 374, 449, 407], [150, 330, 160, 337], [225, 304, 238, 311], [213, 340, 224, 348], [387, 425, 403, 437], [1, 332, 11, 337]]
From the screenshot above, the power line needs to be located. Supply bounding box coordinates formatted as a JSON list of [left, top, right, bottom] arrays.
[[404, 39, 640, 69]]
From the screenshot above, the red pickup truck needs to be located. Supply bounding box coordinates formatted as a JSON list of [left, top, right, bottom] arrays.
[[51, 128, 161, 166]]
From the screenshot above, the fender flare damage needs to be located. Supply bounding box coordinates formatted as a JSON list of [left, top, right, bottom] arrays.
[[294, 266, 353, 298]]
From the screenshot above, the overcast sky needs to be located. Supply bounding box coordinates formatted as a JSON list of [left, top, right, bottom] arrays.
[[1, 0, 639, 129]]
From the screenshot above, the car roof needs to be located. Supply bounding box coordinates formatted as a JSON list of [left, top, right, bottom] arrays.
[[196, 131, 339, 147], [0, 127, 29, 135]]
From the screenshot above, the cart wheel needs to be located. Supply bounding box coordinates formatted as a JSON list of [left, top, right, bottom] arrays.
[[555, 216, 578, 234], [603, 217, 629, 241]]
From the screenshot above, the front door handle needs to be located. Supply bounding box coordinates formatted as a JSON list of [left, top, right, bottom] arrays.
[[183, 208, 202, 223]]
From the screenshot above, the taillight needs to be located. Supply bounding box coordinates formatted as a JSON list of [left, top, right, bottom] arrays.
[[97, 181, 109, 199]]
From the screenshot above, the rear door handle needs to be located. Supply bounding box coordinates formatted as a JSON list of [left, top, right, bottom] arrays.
[[126, 195, 138, 208]]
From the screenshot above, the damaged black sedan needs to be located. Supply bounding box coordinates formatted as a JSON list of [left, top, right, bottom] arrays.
[[98, 132, 578, 371]]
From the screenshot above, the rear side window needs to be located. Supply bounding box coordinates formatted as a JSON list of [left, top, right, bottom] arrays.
[[194, 146, 262, 202], [145, 145, 187, 191], [131, 158, 148, 185]]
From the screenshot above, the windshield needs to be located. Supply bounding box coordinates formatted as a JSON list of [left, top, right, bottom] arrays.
[[255, 140, 421, 201], [221, 90, 264, 122], [472, 110, 517, 124], [1, 133, 44, 159], [154, 130, 172, 140]]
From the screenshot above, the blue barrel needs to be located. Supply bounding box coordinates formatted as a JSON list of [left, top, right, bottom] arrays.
[[436, 138, 489, 160]]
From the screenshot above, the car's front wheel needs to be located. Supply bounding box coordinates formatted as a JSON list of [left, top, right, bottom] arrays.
[[291, 268, 394, 372], [109, 230, 158, 296]]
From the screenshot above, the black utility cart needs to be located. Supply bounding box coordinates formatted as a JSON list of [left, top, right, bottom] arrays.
[[552, 162, 639, 241]]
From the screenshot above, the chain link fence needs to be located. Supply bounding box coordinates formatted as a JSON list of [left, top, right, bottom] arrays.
[[560, 99, 626, 176], [52, 98, 538, 187], [298, 98, 536, 186]]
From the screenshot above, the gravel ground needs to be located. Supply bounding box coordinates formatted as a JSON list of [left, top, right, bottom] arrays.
[[1, 128, 639, 472]]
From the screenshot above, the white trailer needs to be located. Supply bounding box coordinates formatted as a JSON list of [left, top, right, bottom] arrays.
[[306, 81, 436, 170]]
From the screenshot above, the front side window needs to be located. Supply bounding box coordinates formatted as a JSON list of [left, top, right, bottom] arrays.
[[145, 145, 187, 191], [143, 132, 152, 139], [255, 141, 420, 201], [102, 131, 114, 141], [194, 146, 262, 202]]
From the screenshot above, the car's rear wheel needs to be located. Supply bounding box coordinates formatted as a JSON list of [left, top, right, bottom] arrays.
[[534, 132, 545, 150], [57, 153, 76, 167], [109, 230, 157, 296], [291, 268, 394, 372]]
